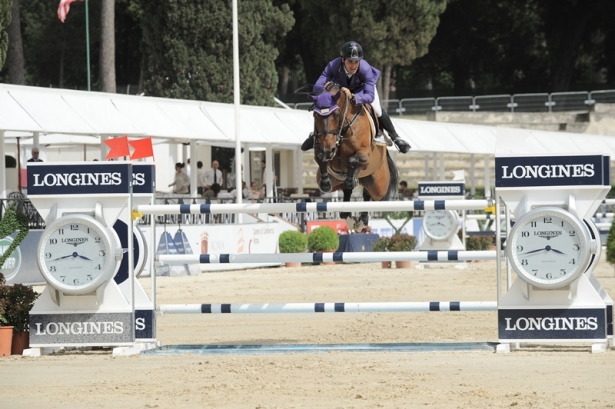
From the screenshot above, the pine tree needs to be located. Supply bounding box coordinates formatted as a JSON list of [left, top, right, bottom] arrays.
[[0, 0, 11, 70], [139, 1, 293, 105]]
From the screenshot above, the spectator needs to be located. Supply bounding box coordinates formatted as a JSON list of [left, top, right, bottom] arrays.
[[217, 187, 235, 199], [203, 183, 221, 199], [168, 162, 190, 194], [241, 181, 250, 199], [27, 147, 43, 162], [203, 160, 223, 192], [399, 180, 413, 199], [249, 181, 261, 199], [196, 161, 206, 195]]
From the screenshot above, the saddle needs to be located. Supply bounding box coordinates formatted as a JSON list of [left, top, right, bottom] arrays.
[[364, 104, 390, 147]]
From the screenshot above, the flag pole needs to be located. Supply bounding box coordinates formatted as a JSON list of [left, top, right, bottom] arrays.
[[85, 0, 91, 91]]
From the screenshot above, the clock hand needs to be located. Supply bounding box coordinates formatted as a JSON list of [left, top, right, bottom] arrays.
[[521, 248, 544, 255], [77, 255, 93, 261], [51, 254, 74, 261], [549, 248, 566, 255]]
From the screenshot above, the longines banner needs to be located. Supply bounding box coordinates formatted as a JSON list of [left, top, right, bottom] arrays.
[[417, 182, 465, 197], [495, 155, 608, 188], [27, 163, 132, 195], [29, 312, 133, 346], [498, 308, 606, 341]]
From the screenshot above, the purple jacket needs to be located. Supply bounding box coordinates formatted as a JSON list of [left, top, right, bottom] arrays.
[[313, 57, 381, 105]]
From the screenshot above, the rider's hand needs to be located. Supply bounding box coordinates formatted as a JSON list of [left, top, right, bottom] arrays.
[[341, 87, 354, 102]]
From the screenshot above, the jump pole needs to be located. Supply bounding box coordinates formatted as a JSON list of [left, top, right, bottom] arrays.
[[156, 250, 497, 264], [137, 199, 493, 216], [160, 301, 498, 314]]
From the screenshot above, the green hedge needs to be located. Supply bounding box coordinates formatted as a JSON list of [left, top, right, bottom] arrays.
[[307, 226, 339, 252]]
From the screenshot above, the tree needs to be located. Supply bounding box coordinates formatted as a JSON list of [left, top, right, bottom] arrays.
[[138, 0, 293, 105], [298, 0, 446, 99], [403, 0, 615, 95], [6, 0, 25, 84], [100, 0, 116, 92], [606, 216, 615, 265], [0, 0, 10, 70]]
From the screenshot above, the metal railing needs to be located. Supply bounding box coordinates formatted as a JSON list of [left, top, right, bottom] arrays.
[[287, 88, 615, 115]]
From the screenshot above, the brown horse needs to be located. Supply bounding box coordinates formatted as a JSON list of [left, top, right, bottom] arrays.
[[309, 83, 399, 231]]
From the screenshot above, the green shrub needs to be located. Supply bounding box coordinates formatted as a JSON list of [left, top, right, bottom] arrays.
[[372, 236, 391, 252], [389, 234, 417, 252], [0, 284, 39, 332], [465, 235, 493, 251], [307, 226, 339, 252], [606, 219, 615, 264], [279, 230, 308, 253]]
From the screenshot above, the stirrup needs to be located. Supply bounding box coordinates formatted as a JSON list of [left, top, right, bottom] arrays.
[[374, 133, 393, 147]]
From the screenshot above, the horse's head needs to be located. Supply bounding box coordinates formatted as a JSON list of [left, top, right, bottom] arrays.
[[309, 84, 346, 162]]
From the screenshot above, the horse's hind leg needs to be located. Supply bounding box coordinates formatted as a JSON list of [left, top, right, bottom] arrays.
[[355, 188, 371, 232], [339, 188, 355, 229]]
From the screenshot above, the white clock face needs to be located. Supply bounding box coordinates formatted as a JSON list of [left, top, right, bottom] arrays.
[[423, 210, 459, 240], [38, 215, 118, 294], [507, 207, 591, 289]]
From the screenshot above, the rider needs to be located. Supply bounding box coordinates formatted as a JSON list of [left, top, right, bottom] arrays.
[[301, 41, 410, 154]]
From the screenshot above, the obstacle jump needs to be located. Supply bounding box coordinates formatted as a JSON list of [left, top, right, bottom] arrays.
[[137, 198, 500, 320]]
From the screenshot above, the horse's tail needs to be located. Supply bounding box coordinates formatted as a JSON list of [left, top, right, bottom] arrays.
[[384, 150, 399, 201]]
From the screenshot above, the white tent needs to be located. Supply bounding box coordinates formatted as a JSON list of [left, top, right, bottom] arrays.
[[1, 83, 614, 198]]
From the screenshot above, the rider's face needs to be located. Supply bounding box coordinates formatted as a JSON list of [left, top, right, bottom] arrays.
[[343, 58, 360, 75]]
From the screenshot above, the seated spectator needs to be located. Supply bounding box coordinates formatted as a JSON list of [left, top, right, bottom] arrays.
[[203, 183, 221, 199], [399, 180, 414, 199], [217, 188, 235, 199]]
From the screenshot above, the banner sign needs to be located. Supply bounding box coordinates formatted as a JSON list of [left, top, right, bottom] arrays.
[[495, 155, 606, 188], [418, 182, 465, 197], [498, 308, 606, 341], [27, 163, 131, 195], [132, 164, 155, 195], [29, 312, 133, 345]]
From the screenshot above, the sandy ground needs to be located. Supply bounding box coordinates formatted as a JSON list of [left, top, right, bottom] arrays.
[[1, 257, 614, 409]]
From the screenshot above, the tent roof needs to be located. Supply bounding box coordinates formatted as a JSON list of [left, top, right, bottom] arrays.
[[1, 83, 614, 157]]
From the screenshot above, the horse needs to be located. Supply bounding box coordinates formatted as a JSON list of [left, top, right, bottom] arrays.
[[308, 83, 399, 231]]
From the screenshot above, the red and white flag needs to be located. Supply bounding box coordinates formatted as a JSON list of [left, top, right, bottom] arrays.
[[58, 0, 83, 23]]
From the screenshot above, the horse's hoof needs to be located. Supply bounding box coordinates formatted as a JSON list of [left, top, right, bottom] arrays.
[[319, 178, 332, 192], [340, 212, 351, 220]]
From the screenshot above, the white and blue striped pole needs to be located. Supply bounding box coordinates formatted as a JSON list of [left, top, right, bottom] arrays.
[[137, 199, 493, 216], [160, 301, 497, 315], [156, 250, 497, 264]]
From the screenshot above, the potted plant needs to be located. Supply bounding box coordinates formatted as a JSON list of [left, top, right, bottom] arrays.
[[307, 226, 339, 265], [278, 230, 307, 268], [0, 274, 12, 357], [388, 233, 417, 269], [0, 282, 39, 355], [372, 236, 392, 268]]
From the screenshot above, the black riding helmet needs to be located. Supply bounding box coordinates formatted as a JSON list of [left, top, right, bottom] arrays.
[[340, 41, 363, 61]]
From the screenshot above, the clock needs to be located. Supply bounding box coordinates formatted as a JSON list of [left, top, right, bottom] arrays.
[[38, 214, 122, 295], [506, 207, 594, 289], [423, 210, 460, 241]]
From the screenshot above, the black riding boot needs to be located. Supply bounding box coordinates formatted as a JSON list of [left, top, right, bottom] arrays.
[[379, 111, 410, 153], [301, 132, 315, 151]]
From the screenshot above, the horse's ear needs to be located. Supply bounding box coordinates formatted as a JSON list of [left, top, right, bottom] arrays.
[[333, 91, 341, 102], [307, 93, 318, 102]]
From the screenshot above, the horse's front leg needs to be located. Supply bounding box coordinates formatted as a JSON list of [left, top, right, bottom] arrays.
[[344, 151, 369, 191], [315, 147, 332, 192]]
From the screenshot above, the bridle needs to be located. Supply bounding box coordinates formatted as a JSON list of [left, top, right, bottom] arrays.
[[312, 85, 364, 151]]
